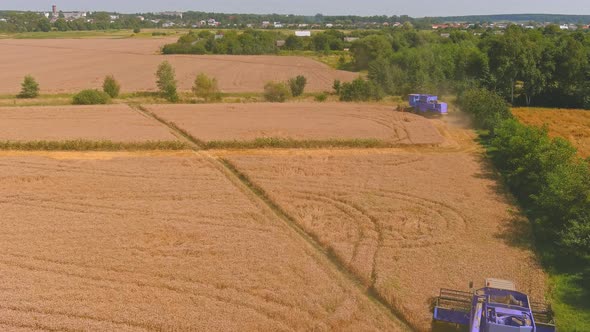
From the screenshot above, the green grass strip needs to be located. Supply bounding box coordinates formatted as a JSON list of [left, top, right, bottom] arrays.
[[0, 140, 188, 151], [203, 137, 424, 150]]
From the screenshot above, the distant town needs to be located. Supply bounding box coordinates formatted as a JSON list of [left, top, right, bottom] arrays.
[[0, 5, 589, 32]]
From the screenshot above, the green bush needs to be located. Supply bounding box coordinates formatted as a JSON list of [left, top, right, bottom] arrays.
[[133, 27, 141, 34], [17, 75, 40, 99], [490, 118, 590, 257], [339, 77, 383, 102], [102, 75, 121, 98], [333, 79, 341, 95], [156, 61, 179, 102], [264, 81, 291, 102], [72, 89, 111, 105], [288, 75, 307, 97], [459, 88, 512, 131], [192, 73, 221, 102], [315, 93, 328, 102]]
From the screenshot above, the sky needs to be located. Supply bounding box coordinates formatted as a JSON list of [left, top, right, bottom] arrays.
[[1, 0, 589, 17]]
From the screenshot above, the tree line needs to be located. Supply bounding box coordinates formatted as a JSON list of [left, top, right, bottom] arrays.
[[162, 26, 590, 109], [162, 29, 356, 55], [459, 88, 589, 271], [357, 26, 590, 109]]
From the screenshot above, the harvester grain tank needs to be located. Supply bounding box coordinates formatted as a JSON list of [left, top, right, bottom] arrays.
[[433, 278, 556, 332], [408, 94, 448, 114]]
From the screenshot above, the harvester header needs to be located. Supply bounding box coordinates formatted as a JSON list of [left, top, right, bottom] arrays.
[[433, 279, 556, 332]]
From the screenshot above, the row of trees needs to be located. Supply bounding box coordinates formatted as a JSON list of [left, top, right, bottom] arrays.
[[351, 26, 590, 109], [0, 12, 149, 33], [459, 88, 590, 263], [162, 29, 355, 55]]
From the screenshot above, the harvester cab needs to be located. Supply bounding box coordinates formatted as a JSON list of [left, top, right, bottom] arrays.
[[433, 278, 556, 332]]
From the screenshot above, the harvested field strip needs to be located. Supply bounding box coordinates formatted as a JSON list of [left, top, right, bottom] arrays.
[[145, 103, 445, 146], [0, 104, 179, 142], [0, 140, 187, 151], [219, 158, 414, 330]]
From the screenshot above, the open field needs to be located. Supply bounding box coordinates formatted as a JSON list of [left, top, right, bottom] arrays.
[[0, 152, 406, 331], [0, 105, 177, 142], [221, 149, 547, 331], [513, 107, 590, 158], [146, 103, 444, 145], [0, 39, 357, 94]]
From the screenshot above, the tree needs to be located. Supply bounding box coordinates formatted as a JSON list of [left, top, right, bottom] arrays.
[[350, 35, 393, 70], [156, 61, 179, 102], [288, 75, 307, 97], [459, 88, 512, 131], [264, 81, 291, 102], [54, 18, 69, 31], [339, 77, 383, 102], [102, 75, 121, 98], [192, 73, 221, 101], [284, 35, 303, 50], [17, 75, 40, 99]]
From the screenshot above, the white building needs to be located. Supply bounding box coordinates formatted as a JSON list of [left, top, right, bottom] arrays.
[[295, 30, 311, 37], [274, 22, 283, 28]]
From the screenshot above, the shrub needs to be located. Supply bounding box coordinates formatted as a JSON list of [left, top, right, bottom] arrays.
[[333, 79, 341, 95], [192, 73, 221, 102], [459, 88, 512, 131], [72, 89, 111, 105], [264, 81, 291, 102], [102, 75, 121, 98], [133, 27, 141, 34], [156, 61, 179, 102], [288, 75, 307, 97], [17, 75, 40, 99], [315, 93, 328, 102], [339, 77, 383, 102]]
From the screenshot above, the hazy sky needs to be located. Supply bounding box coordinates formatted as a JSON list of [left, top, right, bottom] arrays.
[[1, 0, 589, 17]]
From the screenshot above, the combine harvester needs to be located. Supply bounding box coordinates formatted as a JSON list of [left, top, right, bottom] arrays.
[[433, 278, 556, 332], [408, 94, 448, 115]]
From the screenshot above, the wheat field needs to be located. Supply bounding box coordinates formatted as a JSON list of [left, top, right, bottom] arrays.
[[513, 107, 590, 158], [0, 152, 406, 331], [222, 149, 547, 331]]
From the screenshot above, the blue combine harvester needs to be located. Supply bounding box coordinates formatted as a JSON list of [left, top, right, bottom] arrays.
[[408, 94, 448, 115], [433, 279, 556, 332]]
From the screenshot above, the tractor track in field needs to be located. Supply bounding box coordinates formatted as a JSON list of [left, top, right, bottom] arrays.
[[130, 103, 415, 331]]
